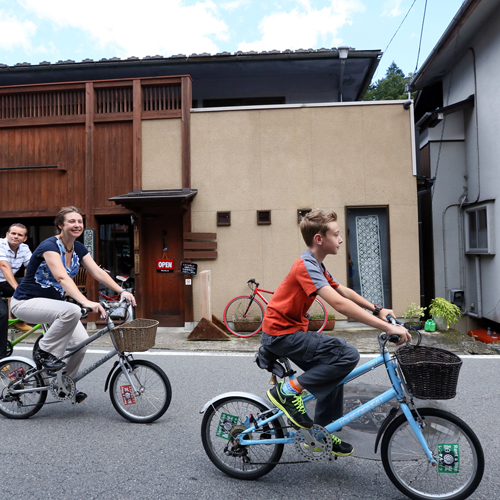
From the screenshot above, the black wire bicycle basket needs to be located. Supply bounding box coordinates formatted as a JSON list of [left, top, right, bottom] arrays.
[[395, 345, 463, 400]]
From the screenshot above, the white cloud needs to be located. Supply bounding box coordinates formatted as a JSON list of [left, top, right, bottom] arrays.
[[0, 10, 36, 52], [220, 0, 249, 12], [19, 0, 229, 57], [237, 0, 364, 52], [382, 0, 403, 18]]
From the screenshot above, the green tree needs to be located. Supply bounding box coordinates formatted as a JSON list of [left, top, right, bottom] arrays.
[[364, 62, 413, 101]]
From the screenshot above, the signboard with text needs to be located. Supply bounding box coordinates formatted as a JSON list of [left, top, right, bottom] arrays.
[[83, 229, 95, 259], [181, 262, 198, 275], [157, 259, 174, 273]]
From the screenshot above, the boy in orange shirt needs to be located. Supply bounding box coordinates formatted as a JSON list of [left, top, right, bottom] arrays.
[[262, 209, 410, 456]]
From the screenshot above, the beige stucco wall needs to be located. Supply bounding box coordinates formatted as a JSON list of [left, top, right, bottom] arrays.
[[143, 102, 420, 322], [142, 119, 182, 190]]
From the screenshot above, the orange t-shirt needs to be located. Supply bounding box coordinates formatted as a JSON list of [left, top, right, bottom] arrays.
[[262, 249, 338, 336]]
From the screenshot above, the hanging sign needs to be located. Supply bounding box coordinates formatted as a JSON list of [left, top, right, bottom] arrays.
[[157, 259, 174, 273], [181, 262, 198, 276], [83, 229, 95, 259]]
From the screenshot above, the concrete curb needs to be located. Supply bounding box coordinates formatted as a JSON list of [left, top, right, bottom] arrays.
[[9, 320, 497, 355]]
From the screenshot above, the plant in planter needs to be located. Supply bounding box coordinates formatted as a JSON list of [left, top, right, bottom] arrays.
[[233, 316, 262, 332], [402, 303, 426, 328], [309, 314, 336, 331], [429, 297, 462, 330]]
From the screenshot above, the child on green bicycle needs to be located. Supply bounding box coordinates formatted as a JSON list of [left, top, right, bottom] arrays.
[[262, 209, 410, 456]]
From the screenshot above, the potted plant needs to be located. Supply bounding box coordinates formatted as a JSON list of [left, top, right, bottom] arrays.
[[429, 297, 462, 330], [309, 314, 336, 331], [233, 317, 262, 332], [402, 303, 426, 329]]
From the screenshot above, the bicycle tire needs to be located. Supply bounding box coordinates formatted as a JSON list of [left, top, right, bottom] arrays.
[[5, 340, 13, 357], [307, 298, 328, 332], [223, 296, 265, 337], [109, 359, 172, 423], [201, 396, 284, 480], [0, 359, 47, 419], [381, 408, 484, 500]]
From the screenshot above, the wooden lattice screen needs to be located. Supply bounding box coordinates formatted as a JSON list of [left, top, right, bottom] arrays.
[[0, 90, 86, 119], [95, 87, 133, 114], [143, 85, 181, 111]]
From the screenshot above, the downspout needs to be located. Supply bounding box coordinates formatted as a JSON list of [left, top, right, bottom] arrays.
[[338, 46, 349, 102]]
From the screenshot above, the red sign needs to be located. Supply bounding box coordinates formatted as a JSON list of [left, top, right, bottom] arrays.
[[157, 259, 174, 273], [120, 385, 136, 405]]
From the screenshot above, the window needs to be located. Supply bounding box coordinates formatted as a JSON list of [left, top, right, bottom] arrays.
[[297, 209, 311, 224], [257, 210, 271, 225], [217, 211, 231, 226], [465, 204, 495, 254]]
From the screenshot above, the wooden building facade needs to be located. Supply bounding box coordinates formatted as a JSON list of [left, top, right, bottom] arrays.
[[0, 76, 199, 326]]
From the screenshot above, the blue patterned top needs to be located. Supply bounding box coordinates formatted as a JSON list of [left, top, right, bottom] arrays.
[[14, 236, 88, 301]]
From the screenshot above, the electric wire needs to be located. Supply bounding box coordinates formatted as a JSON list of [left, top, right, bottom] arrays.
[[413, 0, 428, 74], [382, 0, 419, 57]]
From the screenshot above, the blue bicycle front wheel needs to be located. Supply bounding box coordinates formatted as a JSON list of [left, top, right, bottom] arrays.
[[381, 408, 484, 500]]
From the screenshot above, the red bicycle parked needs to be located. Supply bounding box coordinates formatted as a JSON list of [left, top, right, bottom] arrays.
[[223, 278, 328, 338]]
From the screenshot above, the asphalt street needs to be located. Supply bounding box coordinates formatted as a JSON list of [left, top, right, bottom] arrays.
[[1, 346, 498, 500]]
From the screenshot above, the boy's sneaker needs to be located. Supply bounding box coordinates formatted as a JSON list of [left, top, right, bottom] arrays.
[[331, 435, 354, 456], [305, 434, 354, 457], [267, 382, 313, 429], [33, 348, 66, 372], [75, 390, 88, 404]]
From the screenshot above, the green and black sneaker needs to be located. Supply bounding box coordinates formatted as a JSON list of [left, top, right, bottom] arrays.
[[267, 382, 313, 429], [305, 434, 354, 456]]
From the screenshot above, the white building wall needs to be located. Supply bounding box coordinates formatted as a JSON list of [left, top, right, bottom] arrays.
[[435, 7, 500, 322]]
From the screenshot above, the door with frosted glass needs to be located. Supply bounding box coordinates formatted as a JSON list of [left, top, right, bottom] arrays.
[[346, 207, 391, 308]]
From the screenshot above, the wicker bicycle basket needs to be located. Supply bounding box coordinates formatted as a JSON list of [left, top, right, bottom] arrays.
[[395, 345, 463, 400], [111, 319, 159, 352]]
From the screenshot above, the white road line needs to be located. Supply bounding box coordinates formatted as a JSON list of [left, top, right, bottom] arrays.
[[9, 346, 500, 359]]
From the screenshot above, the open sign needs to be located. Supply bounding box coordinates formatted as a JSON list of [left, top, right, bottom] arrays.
[[157, 259, 174, 273]]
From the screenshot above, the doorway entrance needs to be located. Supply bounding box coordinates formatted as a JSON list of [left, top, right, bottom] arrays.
[[346, 207, 392, 308], [97, 217, 134, 296], [138, 211, 184, 326]]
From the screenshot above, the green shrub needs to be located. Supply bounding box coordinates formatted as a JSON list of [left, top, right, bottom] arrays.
[[429, 297, 461, 328], [402, 303, 426, 320]]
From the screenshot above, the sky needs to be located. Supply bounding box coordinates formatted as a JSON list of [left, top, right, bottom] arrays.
[[0, 0, 466, 82]]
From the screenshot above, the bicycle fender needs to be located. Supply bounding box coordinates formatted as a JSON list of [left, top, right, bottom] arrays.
[[2, 355, 37, 369], [374, 406, 400, 454], [200, 391, 287, 426], [104, 360, 120, 392]]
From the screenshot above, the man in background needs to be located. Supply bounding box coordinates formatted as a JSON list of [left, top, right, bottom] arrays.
[[0, 223, 33, 358]]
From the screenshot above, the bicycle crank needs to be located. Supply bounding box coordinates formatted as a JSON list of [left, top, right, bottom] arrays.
[[294, 424, 333, 462], [50, 374, 76, 401]]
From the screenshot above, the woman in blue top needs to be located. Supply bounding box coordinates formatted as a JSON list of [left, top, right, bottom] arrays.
[[11, 207, 136, 403]]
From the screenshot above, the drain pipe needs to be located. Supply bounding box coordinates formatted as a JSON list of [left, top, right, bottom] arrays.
[[338, 46, 349, 102]]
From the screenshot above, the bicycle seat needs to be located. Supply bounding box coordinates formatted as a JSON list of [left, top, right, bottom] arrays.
[[116, 275, 129, 284], [255, 346, 286, 379]]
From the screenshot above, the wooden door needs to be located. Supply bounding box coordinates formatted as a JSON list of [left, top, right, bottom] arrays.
[[138, 210, 184, 326]]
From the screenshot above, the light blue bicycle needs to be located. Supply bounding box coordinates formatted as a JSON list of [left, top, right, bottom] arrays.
[[200, 321, 484, 500]]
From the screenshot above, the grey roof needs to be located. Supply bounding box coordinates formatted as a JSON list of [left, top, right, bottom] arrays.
[[410, 0, 500, 91], [0, 48, 381, 103], [109, 189, 198, 207]]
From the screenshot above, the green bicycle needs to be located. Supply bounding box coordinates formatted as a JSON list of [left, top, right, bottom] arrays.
[[5, 318, 47, 358]]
